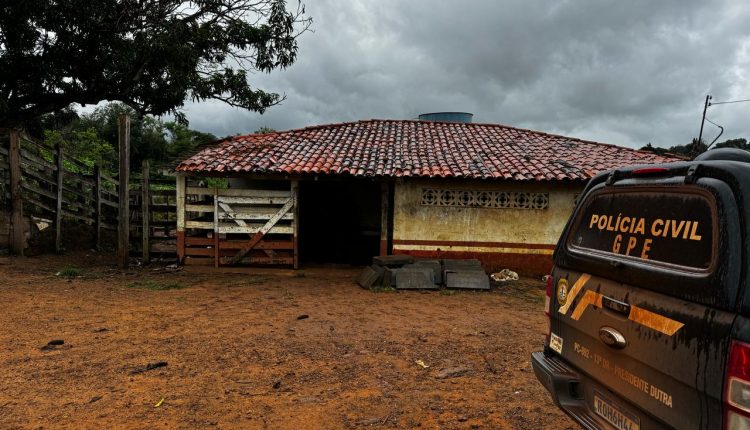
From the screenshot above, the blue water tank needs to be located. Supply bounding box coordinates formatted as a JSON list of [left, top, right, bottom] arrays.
[[418, 112, 473, 123]]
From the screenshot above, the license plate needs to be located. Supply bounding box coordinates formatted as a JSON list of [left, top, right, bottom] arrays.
[[593, 391, 641, 430]]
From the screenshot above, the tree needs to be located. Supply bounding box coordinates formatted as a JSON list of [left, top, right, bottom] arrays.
[[714, 138, 750, 150], [0, 0, 311, 128], [33, 102, 216, 172]]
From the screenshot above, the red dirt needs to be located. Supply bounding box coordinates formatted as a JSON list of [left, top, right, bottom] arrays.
[[0, 253, 576, 429]]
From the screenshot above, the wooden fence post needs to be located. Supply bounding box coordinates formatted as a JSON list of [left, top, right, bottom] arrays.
[[141, 159, 150, 263], [54, 144, 64, 253], [176, 175, 186, 263], [9, 130, 24, 255], [117, 115, 130, 268], [213, 188, 219, 268], [291, 179, 299, 269], [94, 165, 102, 249]]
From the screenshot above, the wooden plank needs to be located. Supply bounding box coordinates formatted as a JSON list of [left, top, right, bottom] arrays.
[[186, 204, 215, 213], [217, 207, 293, 221], [100, 199, 119, 209], [176, 175, 186, 262], [118, 114, 130, 268], [148, 189, 176, 196], [185, 247, 218, 256], [101, 187, 118, 199], [61, 209, 94, 224], [63, 171, 96, 187], [62, 199, 96, 215], [216, 196, 291, 205], [20, 163, 57, 186], [55, 145, 64, 252], [217, 225, 293, 234], [62, 184, 92, 201], [185, 220, 214, 229], [219, 240, 294, 250], [95, 165, 102, 249], [100, 172, 118, 185], [226, 198, 294, 265], [185, 236, 214, 246], [213, 189, 219, 268], [217, 202, 247, 228], [184, 256, 214, 266], [20, 148, 56, 171], [142, 160, 150, 263], [291, 179, 299, 269], [22, 181, 57, 200], [24, 195, 56, 214], [187, 187, 290, 198]]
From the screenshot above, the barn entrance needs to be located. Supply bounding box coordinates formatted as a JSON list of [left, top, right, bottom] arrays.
[[298, 179, 384, 265]]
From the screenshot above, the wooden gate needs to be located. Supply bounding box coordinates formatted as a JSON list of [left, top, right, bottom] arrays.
[[176, 178, 298, 268]]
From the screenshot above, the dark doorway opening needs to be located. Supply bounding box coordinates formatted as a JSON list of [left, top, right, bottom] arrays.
[[298, 179, 381, 265]]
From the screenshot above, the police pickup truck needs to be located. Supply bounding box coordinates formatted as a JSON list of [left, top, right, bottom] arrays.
[[532, 148, 750, 430]]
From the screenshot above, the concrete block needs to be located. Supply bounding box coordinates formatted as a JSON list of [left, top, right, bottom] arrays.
[[382, 267, 397, 288], [394, 267, 437, 290], [356, 265, 385, 289], [372, 254, 415, 267], [409, 260, 443, 285], [442, 258, 483, 272], [445, 270, 490, 290]]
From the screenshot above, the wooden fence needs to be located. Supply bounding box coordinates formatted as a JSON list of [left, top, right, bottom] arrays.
[[129, 160, 178, 262], [176, 177, 298, 268], [0, 130, 120, 252]]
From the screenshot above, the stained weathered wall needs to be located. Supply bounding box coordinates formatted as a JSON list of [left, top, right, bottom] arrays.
[[392, 179, 584, 275]]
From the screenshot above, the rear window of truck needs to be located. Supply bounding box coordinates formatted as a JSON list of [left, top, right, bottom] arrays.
[[568, 187, 716, 271]]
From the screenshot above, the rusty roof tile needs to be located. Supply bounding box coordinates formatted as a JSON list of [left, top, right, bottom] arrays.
[[176, 119, 679, 181]]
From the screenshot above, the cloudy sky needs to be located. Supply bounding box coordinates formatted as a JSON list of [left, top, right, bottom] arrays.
[[181, 0, 750, 149]]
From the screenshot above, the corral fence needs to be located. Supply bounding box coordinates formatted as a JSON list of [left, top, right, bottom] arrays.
[[0, 130, 120, 252], [129, 160, 178, 262]]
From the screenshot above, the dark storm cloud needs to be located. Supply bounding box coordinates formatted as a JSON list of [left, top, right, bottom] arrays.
[[183, 0, 750, 148]]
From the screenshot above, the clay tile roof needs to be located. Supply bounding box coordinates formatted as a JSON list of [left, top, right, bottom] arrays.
[[176, 119, 679, 181]]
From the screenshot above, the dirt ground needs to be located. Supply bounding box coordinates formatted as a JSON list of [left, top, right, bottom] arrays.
[[0, 253, 576, 430]]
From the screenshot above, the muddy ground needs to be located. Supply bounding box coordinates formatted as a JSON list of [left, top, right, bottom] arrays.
[[0, 253, 575, 429]]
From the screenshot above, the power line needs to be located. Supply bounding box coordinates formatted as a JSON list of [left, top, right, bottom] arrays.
[[709, 98, 750, 106]]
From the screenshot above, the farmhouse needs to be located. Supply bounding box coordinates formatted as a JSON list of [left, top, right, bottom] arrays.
[[174, 117, 675, 275]]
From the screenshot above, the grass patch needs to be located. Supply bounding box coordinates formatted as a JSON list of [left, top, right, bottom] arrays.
[[128, 280, 187, 291], [57, 266, 81, 278]]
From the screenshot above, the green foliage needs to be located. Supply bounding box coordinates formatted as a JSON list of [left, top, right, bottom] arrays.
[[640, 138, 717, 158], [57, 266, 81, 278], [205, 178, 229, 189], [0, 0, 311, 128], [44, 128, 113, 170], [128, 280, 187, 291], [714, 138, 750, 150], [31, 102, 217, 173], [254, 126, 277, 134]]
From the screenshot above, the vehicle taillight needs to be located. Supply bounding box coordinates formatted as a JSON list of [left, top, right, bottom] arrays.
[[725, 341, 750, 429]]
